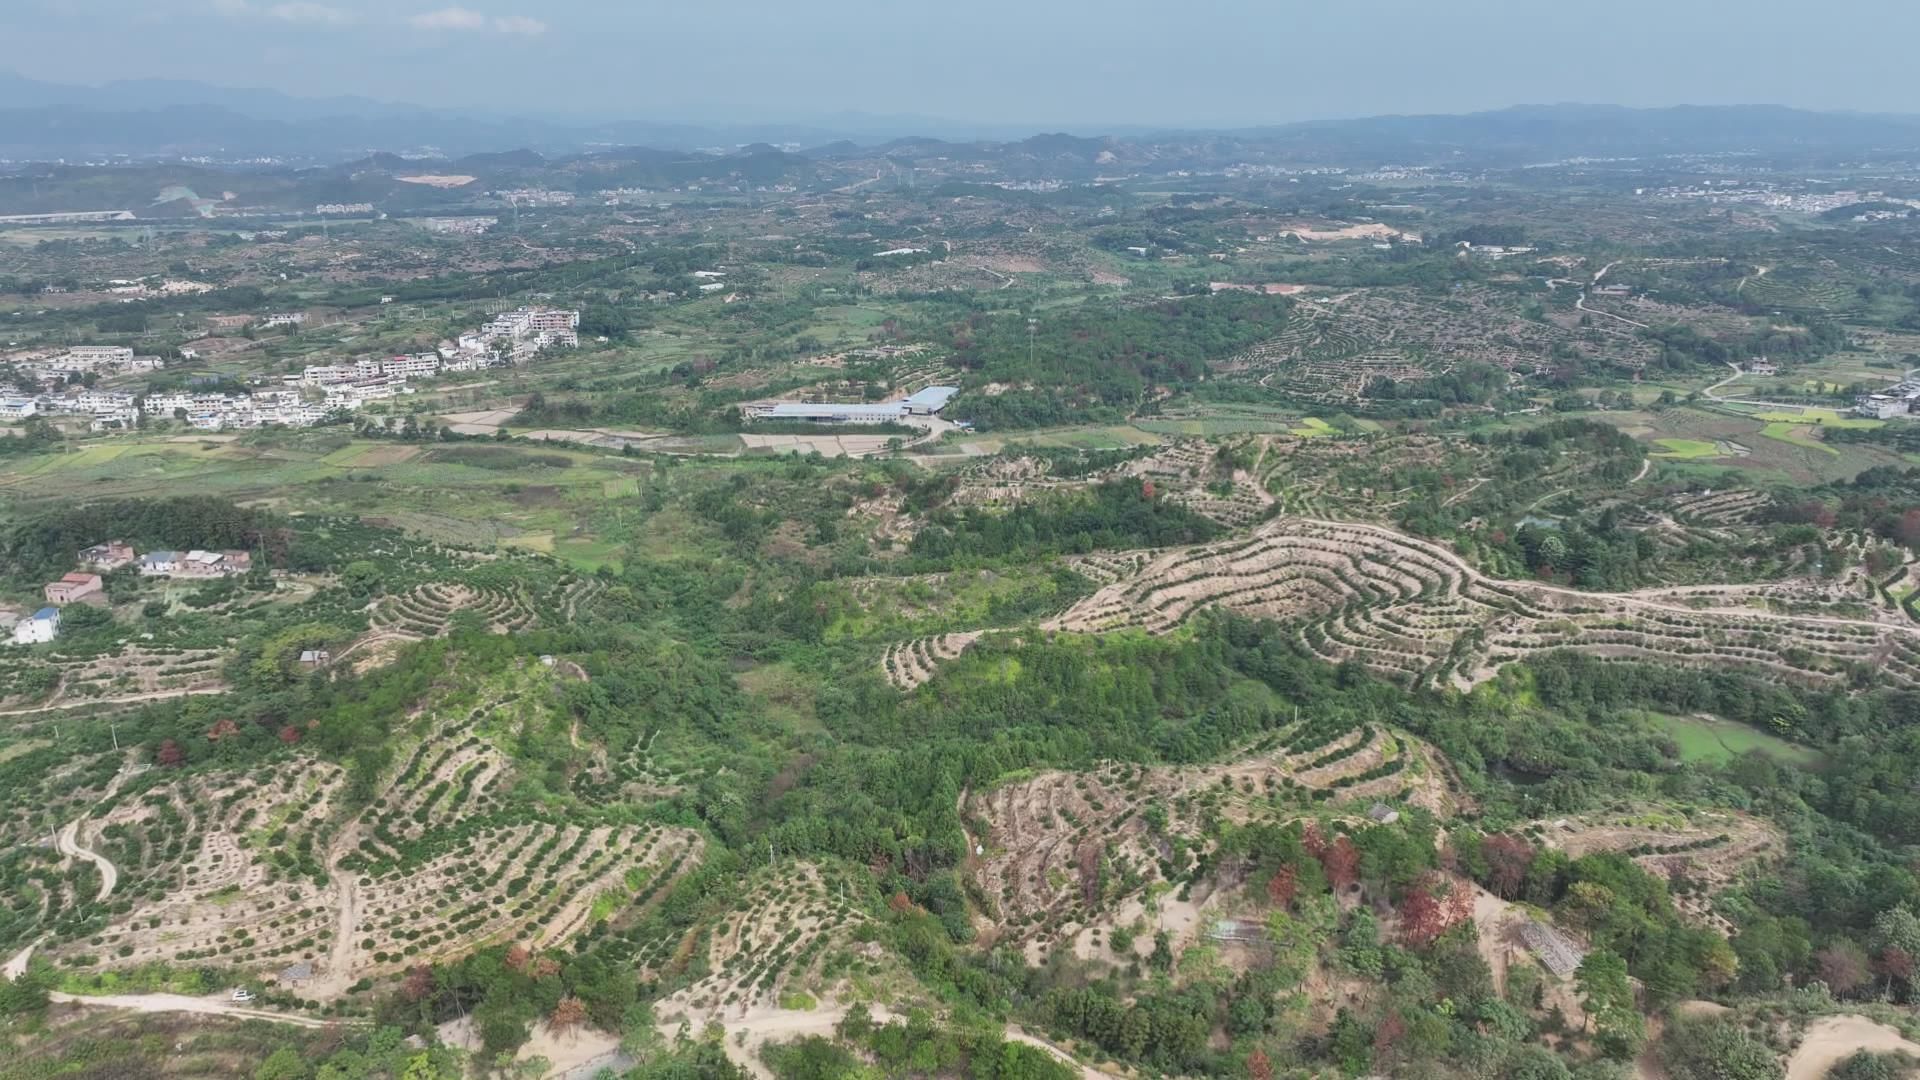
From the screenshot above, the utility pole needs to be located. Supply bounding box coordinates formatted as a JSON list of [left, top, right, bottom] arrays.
[[1027, 317, 1038, 368]]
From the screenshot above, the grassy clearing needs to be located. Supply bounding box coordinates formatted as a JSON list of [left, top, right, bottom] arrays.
[[1759, 422, 1840, 456], [954, 425, 1162, 452], [1647, 711, 1825, 768], [1651, 438, 1722, 459], [1134, 417, 1296, 436], [1750, 409, 1884, 430]]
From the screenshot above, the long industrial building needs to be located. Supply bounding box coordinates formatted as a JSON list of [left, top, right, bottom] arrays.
[[745, 385, 959, 424]]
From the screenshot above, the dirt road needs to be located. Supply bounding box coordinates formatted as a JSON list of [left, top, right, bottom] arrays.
[[0, 685, 226, 717], [49, 990, 348, 1028], [3, 937, 41, 980], [1004, 1026, 1124, 1080], [58, 820, 118, 901], [1786, 1015, 1920, 1080], [660, 1004, 897, 1079]]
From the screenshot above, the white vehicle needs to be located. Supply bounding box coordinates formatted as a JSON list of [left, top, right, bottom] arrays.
[[230, 988, 254, 1003]]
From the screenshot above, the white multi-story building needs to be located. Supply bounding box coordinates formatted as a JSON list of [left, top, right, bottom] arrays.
[[141, 391, 194, 415], [382, 353, 440, 379], [55, 389, 137, 414], [297, 365, 358, 386], [65, 346, 134, 366]]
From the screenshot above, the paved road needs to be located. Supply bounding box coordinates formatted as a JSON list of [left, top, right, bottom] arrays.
[[1575, 290, 1648, 329], [1703, 362, 1789, 410]]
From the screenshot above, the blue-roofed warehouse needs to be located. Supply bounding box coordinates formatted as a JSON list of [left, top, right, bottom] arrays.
[[902, 386, 959, 414], [745, 386, 960, 425]]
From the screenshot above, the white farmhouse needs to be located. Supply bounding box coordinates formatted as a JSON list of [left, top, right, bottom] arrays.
[[10, 607, 59, 646]]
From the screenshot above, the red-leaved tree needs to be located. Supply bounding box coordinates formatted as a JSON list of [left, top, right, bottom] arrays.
[[1399, 872, 1474, 947], [401, 965, 434, 1002], [549, 996, 588, 1032], [1898, 509, 1920, 549], [1321, 835, 1361, 891], [1246, 1047, 1273, 1080], [1875, 945, 1915, 991], [1482, 834, 1533, 900], [156, 739, 185, 768], [1266, 865, 1297, 910]]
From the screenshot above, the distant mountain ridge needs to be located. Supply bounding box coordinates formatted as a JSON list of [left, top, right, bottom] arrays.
[[3, 70, 1920, 167]]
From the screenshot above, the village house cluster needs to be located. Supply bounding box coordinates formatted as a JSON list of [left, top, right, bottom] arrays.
[[452, 307, 580, 361], [1, 308, 578, 433], [1, 346, 163, 428], [3, 541, 252, 646], [488, 188, 574, 207], [1856, 376, 1920, 419]]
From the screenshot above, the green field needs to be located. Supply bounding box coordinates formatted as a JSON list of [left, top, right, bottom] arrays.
[[1758, 421, 1840, 456], [1647, 711, 1825, 768], [1651, 438, 1720, 459], [1290, 417, 1338, 437], [1749, 408, 1883, 430], [0, 434, 660, 572]]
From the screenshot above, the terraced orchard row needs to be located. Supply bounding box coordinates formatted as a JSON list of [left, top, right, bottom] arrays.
[[341, 574, 603, 671], [655, 862, 881, 1016], [56, 680, 700, 997], [1043, 517, 1920, 690], [879, 516, 1920, 693], [67, 760, 351, 975], [967, 721, 1456, 960]]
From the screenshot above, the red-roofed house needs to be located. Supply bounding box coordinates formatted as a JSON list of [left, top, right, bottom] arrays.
[[45, 572, 105, 606]]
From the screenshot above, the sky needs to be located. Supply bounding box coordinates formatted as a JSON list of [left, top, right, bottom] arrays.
[[7, 0, 1920, 130]]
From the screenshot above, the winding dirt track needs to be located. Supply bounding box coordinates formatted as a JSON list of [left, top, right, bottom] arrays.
[[57, 820, 118, 901]]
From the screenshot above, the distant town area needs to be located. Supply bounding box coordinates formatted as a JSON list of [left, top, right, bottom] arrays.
[[1, 308, 577, 431]]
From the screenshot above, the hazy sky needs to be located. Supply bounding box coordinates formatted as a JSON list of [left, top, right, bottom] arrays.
[[9, 0, 1920, 128]]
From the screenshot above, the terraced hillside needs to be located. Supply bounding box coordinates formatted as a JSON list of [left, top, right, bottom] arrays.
[[339, 576, 604, 672], [69, 759, 353, 977], [1045, 516, 1920, 689], [878, 515, 1920, 693], [881, 632, 983, 691], [52, 658, 702, 998], [655, 862, 888, 1017], [967, 723, 1461, 958]]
